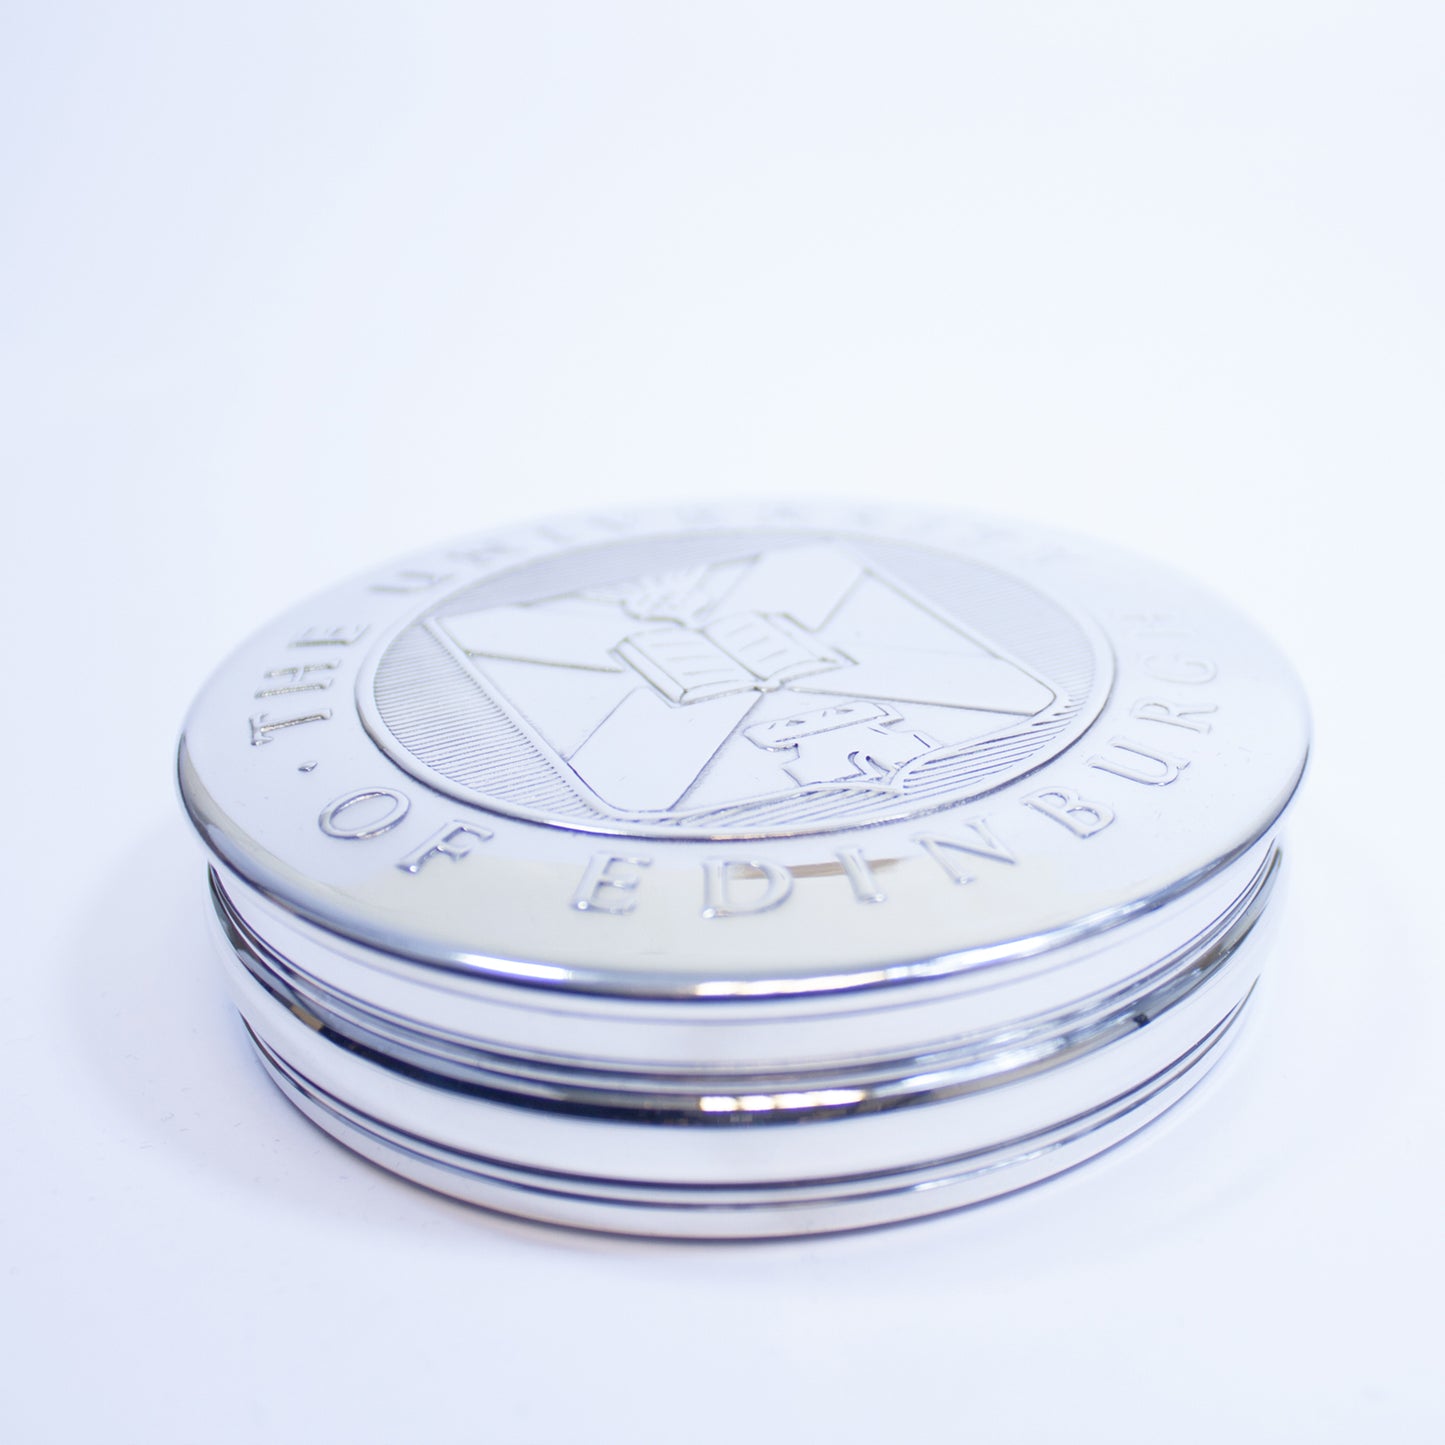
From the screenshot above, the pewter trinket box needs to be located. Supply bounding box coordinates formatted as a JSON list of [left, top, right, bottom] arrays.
[[178, 502, 1309, 1237]]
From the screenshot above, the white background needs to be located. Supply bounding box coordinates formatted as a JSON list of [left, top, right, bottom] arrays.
[[3, 4, 1442, 1441]]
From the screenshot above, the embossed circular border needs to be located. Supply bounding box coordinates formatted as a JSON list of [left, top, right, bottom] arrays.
[[353, 529, 1116, 841]]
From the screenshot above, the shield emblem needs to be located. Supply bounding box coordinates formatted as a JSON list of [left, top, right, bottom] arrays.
[[425, 541, 1062, 827]]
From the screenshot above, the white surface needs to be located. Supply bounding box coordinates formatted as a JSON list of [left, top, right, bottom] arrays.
[[3, 4, 1442, 1441]]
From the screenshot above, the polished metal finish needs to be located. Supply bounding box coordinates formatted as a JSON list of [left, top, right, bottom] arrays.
[[178, 502, 1309, 1237]]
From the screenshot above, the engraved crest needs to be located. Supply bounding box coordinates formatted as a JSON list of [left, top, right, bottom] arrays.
[[366, 532, 1107, 838]]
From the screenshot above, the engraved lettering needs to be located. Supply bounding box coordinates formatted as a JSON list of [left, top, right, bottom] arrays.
[[1024, 544, 1078, 565], [762, 503, 806, 523], [398, 821, 494, 874], [1121, 612, 1186, 634], [1131, 698, 1216, 734], [676, 506, 724, 527], [447, 544, 519, 567], [913, 819, 1016, 885], [1088, 737, 1191, 787], [318, 788, 411, 839], [255, 662, 339, 698], [249, 709, 332, 745], [836, 848, 885, 904], [571, 853, 652, 914], [583, 512, 633, 533], [291, 625, 368, 648], [1023, 788, 1116, 838], [701, 860, 793, 919], [368, 570, 452, 594], [1143, 653, 1217, 685]]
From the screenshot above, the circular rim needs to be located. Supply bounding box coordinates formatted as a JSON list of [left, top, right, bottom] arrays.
[[215, 846, 1278, 1113], [240, 980, 1257, 1238], [178, 501, 1310, 995]]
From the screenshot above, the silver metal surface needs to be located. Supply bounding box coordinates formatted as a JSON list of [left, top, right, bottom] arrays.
[[212, 865, 1273, 1186], [177, 501, 1309, 1236], [180, 502, 1309, 994], [211, 835, 1279, 1073], [245, 1000, 1253, 1239]]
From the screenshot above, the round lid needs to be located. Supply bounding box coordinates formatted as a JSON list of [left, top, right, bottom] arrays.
[[179, 501, 1309, 997]]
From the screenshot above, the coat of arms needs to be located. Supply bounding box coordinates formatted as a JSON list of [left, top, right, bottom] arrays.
[[421, 541, 1065, 828]]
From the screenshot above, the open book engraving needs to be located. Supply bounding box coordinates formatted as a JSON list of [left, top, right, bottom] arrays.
[[615, 614, 848, 705]]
